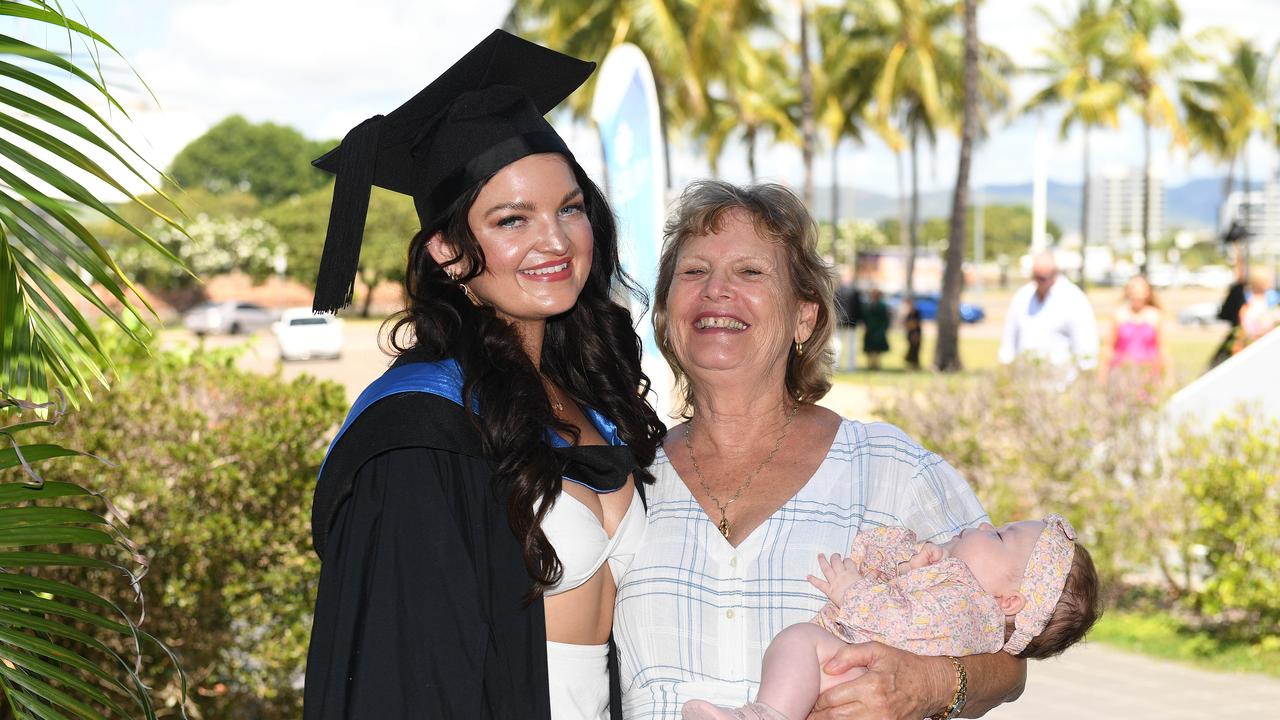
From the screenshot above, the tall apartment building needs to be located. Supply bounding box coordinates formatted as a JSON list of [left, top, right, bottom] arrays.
[[1086, 167, 1164, 253], [1221, 180, 1280, 262]]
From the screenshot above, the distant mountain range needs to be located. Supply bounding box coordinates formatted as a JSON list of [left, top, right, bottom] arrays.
[[810, 177, 1267, 234]]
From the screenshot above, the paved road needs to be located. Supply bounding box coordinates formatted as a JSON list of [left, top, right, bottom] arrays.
[[985, 642, 1280, 719], [167, 321, 1280, 717], [163, 320, 392, 404]]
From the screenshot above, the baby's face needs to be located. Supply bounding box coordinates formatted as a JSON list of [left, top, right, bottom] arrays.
[[946, 520, 1046, 597]]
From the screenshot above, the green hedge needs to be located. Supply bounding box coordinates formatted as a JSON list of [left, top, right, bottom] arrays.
[[1178, 414, 1280, 628], [6, 342, 345, 718], [878, 363, 1280, 638]]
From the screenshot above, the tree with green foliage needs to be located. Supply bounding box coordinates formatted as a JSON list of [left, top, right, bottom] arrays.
[[0, 2, 189, 718], [1180, 413, 1280, 631], [94, 189, 272, 292], [881, 205, 1057, 262], [698, 41, 797, 181], [168, 115, 332, 206], [815, 3, 877, 238], [507, 0, 775, 183], [839, 0, 1010, 296], [1181, 34, 1277, 271], [118, 214, 284, 291], [1111, 0, 1191, 275], [936, 0, 980, 372], [1023, 0, 1126, 287], [265, 185, 415, 316]]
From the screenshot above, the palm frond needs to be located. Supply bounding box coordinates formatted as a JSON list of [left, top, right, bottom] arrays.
[[0, 5, 190, 406], [0, 396, 185, 720]]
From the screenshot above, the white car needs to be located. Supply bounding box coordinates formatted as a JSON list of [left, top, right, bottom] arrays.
[[272, 308, 344, 361]]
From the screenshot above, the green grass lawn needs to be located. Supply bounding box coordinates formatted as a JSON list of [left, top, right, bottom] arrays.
[[1090, 611, 1280, 678]]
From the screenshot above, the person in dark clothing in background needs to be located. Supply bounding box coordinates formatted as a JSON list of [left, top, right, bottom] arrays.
[[834, 265, 863, 372], [863, 288, 891, 370], [1210, 222, 1249, 368], [903, 298, 923, 371]]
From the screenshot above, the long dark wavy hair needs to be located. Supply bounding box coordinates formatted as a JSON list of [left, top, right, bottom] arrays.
[[387, 155, 665, 598]]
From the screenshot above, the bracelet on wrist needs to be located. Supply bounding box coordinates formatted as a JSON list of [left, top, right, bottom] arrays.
[[928, 656, 968, 720]]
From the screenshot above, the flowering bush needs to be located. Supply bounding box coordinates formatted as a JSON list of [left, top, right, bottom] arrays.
[[115, 214, 284, 290]]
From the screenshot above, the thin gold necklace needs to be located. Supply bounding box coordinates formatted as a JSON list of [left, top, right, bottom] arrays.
[[684, 402, 800, 540], [544, 380, 565, 413]]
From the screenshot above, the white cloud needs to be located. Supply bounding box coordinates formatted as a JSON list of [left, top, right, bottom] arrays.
[[57, 0, 1280, 198], [70, 0, 514, 193]]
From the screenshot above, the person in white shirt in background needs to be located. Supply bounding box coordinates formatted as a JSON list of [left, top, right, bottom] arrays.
[[998, 251, 1099, 372]]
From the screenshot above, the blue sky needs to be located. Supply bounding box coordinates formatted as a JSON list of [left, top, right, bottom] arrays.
[[43, 0, 1280, 196]]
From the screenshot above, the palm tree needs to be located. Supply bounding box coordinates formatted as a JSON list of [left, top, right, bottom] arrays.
[[839, 0, 955, 296], [798, 0, 817, 209], [507, 0, 774, 177], [847, 0, 1008, 296], [698, 41, 798, 181], [1111, 0, 1190, 275], [1, 2, 186, 717], [815, 3, 878, 249], [1023, 0, 1126, 288], [1182, 34, 1278, 250], [935, 0, 979, 372]]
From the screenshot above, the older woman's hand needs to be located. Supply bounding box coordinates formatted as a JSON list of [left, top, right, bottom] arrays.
[[808, 642, 950, 720]]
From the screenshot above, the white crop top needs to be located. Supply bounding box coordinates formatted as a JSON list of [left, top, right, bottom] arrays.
[[541, 487, 646, 597]]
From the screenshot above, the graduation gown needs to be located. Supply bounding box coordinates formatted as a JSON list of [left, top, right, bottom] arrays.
[[303, 359, 637, 719]]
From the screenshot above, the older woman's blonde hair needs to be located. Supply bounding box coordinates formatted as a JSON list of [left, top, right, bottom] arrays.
[[652, 180, 836, 417]]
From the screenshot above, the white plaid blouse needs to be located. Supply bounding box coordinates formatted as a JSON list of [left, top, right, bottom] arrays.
[[613, 419, 989, 719]]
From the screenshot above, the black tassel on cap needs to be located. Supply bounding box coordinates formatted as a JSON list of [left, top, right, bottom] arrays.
[[312, 115, 383, 313]]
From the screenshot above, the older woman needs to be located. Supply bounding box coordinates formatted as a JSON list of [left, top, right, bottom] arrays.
[[613, 181, 1024, 720]]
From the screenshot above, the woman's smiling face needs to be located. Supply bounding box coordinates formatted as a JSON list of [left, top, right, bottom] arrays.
[[431, 153, 593, 324], [665, 209, 815, 386]]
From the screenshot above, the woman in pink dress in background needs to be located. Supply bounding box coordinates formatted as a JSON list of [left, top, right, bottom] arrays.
[[1098, 275, 1173, 391]]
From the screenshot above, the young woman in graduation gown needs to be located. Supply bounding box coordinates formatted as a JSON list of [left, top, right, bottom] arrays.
[[302, 31, 664, 720]]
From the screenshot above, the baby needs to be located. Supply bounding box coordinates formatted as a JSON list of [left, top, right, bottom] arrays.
[[682, 515, 1100, 720]]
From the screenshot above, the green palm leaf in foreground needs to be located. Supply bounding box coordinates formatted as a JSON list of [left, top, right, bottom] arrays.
[[0, 395, 183, 720], [0, 2, 190, 718], [0, 0, 188, 406]]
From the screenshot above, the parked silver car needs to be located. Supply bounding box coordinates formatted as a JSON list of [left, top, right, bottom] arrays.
[[1177, 301, 1226, 327], [183, 301, 278, 336]]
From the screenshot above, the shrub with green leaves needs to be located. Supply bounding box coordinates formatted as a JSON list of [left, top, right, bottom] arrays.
[[8, 345, 345, 719], [875, 363, 1177, 590], [1177, 413, 1280, 631], [877, 363, 1280, 642]]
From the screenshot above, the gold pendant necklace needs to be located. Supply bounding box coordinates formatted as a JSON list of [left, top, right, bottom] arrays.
[[684, 401, 799, 540], [544, 381, 565, 414]]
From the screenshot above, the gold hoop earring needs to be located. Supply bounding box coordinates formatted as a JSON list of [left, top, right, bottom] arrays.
[[795, 339, 805, 356]]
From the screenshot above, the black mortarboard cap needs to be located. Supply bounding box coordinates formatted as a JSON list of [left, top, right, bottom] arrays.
[[310, 30, 595, 312]]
